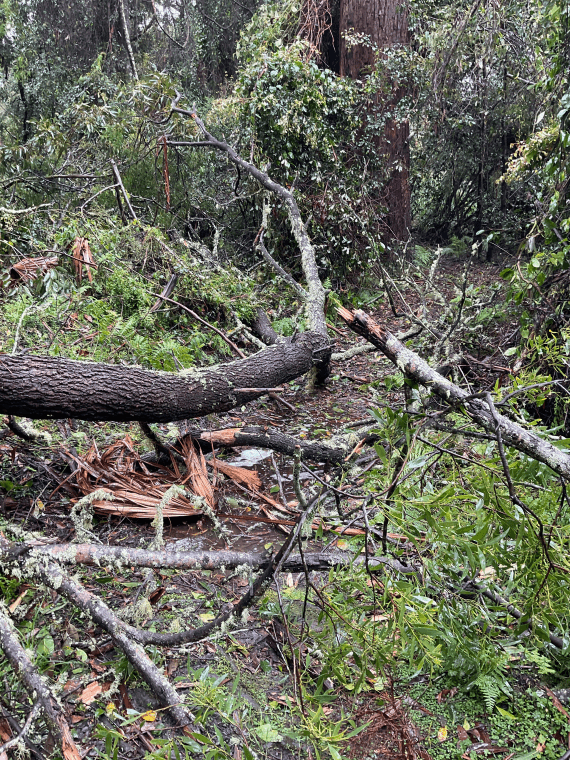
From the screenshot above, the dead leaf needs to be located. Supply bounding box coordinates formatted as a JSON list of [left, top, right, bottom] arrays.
[[457, 725, 469, 741], [438, 726, 448, 742], [79, 681, 102, 705], [436, 687, 458, 704], [89, 659, 106, 674], [149, 586, 166, 606], [8, 587, 30, 613], [0, 718, 11, 742]]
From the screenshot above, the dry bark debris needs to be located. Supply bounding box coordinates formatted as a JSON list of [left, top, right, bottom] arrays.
[[70, 237, 95, 284], [338, 307, 570, 480], [63, 432, 366, 536], [65, 433, 261, 517], [6, 255, 59, 287]]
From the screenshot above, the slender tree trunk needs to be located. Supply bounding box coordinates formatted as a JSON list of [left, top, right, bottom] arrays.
[[118, 0, 139, 80], [339, 0, 411, 241]]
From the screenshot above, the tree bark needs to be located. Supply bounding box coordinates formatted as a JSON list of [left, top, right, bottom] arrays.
[[0, 332, 330, 423], [339, 308, 570, 480], [339, 0, 411, 240]]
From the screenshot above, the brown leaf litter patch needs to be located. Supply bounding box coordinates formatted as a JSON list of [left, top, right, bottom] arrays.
[[63, 433, 267, 520], [348, 691, 430, 760]]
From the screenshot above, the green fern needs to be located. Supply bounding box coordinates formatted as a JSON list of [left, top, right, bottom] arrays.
[[473, 674, 502, 711], [471, 656, 512, 712]]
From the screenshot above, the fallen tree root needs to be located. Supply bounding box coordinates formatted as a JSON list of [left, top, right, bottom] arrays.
[[0, 604, 81, 760], [338, 307, 570, 480]]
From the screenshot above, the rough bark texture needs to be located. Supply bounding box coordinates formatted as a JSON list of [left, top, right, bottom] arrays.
[[0, 332, 329, 422], [339, 0, 411, 240], [339, 308, 570, 480], [0, 604, 81, 758]]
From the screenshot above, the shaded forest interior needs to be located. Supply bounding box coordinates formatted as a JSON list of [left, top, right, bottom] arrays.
[[1, 0, 570, 758]]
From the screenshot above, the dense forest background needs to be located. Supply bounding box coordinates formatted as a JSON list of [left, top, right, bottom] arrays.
[[1, 0, 570, 758]]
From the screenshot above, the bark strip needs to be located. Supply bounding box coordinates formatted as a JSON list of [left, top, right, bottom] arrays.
[[338, 308, 570, 480]]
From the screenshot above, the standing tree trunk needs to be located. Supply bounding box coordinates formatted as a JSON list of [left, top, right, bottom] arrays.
[[339, 0, 411, 241]]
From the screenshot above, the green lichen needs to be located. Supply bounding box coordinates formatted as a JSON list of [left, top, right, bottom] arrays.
[[70, 489, 114, 543]]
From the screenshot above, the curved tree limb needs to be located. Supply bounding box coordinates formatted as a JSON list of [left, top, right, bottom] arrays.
[[0, 541, 194, 728], [167, 104, 328, 341]]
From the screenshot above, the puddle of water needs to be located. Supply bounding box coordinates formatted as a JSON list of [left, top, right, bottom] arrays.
[[227, 448, 273, 467], [165, 447, 327, 555]]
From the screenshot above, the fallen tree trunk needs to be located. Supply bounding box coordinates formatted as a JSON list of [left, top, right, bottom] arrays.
[[194, 426, 360, 464], [339, 307, 570, 480], [0, 332, 330, 422]]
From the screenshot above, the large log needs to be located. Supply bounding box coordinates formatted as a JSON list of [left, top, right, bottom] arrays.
[[0, 332, 330, 423]]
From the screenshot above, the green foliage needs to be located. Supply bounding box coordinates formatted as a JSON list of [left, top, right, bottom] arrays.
[[231, 0, 391, 275], [407, 0, 546, 247]]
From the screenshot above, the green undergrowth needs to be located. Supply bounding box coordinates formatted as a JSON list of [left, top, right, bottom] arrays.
[[402, 667, 568, 760], [0, 219, 281, 368]]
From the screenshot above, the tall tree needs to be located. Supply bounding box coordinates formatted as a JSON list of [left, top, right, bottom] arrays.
[[339, 0, 411, 241]]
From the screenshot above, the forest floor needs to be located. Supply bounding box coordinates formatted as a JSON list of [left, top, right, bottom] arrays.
[[1, 254, 568, 760]]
